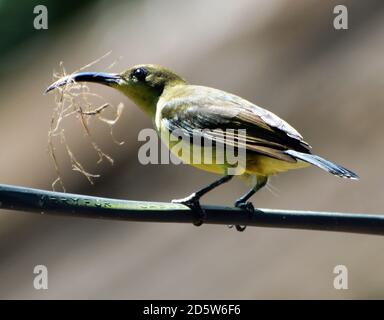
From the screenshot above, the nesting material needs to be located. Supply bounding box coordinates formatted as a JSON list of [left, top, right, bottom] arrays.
[[47, 54, 124, 192]]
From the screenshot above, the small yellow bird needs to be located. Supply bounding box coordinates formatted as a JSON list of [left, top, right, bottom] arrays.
[[46, 64, 358, 230]]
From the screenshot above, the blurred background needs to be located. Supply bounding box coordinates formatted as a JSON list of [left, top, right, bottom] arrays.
[[0, 0, 383, 299]]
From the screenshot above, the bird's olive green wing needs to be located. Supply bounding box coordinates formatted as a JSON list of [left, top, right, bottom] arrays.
[[159, 88, 311, 163]]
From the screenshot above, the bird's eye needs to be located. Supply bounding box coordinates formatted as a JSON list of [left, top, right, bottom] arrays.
[[132, 67, 148, 81]]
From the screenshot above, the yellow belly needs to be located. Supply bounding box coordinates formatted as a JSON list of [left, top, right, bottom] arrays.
[[187, 154, 309, 176], [158, 124, 309, 177], [245, 155, 309, 176]]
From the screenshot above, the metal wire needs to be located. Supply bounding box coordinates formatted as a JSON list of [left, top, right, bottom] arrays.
[[0, 183, 383, 235]]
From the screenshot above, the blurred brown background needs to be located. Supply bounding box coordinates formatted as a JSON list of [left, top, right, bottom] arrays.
[[0, 0, 383, 299]]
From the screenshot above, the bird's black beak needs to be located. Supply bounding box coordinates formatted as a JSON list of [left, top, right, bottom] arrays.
[[45, 72, 122, 94]]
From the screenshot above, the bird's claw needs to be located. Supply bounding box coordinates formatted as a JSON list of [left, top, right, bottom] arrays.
[[235, 225, 247, 232], [172, 194, 205, 226], [233, 201, 255, 232], [235, 201, 255, 212]]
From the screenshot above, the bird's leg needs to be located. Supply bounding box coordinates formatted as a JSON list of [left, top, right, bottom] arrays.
[[233, 176, 268, 232], [172, 175, 233, 226]]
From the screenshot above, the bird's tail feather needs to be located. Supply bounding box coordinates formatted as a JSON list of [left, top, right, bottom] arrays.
[[285, 150, 359, 180]]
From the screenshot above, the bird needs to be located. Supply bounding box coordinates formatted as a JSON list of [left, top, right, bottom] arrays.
[[46, 64, 358, 230]]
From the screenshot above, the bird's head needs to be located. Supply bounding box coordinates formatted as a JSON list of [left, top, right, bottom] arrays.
[[45, 64, 186, 116]]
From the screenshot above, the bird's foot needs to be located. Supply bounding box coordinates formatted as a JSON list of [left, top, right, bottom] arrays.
[[172, 193, 205, 226], [233, 200, 255, 232], [235, 200, 255, 212]]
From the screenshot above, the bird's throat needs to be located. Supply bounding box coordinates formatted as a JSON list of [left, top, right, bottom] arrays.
[[117, 85, 160, 118]]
